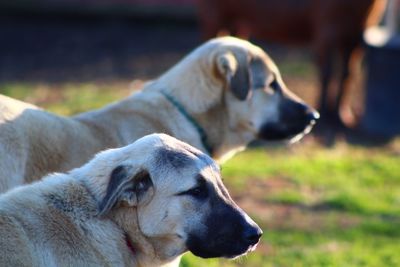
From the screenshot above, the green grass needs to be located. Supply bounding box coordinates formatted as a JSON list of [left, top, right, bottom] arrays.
[[223, 146, 400, 215], [0, 82, 132, 115], [1, 82, 399, 267]]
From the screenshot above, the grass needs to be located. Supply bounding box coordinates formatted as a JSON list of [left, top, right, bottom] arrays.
[[0, 82, 133, 115], [1, 82, 399, 267]]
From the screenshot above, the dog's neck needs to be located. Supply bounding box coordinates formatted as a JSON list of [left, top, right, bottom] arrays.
[[159, 90, 213, 155], [155, 52, 224, 115], [109, 208, 182, 267], [125, 232, 136, 256], [191, 96, 249, 162], [153, 88, 249, 162]]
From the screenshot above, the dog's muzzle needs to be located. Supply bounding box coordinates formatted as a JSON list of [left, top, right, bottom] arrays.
[[258, 101, 319, 140], [186, 204, 263, 259]]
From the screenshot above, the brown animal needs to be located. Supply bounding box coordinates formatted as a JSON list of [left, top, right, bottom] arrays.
[[198, 0, 386, 128]]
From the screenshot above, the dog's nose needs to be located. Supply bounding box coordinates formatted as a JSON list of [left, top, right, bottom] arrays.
[[244, 226, 263, 245], [306, 109, 320, 122], [296, 102, 319, 123]]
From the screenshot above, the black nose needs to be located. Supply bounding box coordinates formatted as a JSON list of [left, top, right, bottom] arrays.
[[244, 226, 263, 245], [307, 109, 320, 122], [295, 102, 319, 122]]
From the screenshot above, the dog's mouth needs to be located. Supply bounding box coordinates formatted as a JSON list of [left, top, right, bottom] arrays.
[[257, 101, 319, 142], [186, 234, 260, 259], [288, 119, 317, 143], [223, 242, 260, 259], [257, 118, 317, 142], [185, 199, 262, 259]]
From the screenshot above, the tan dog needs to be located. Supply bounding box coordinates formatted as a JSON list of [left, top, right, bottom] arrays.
[[0, 134, 262, 267], [0, 36, 318, 192]]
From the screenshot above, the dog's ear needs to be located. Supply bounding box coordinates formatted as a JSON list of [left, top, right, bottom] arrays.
[[98, 165, 154, 216], [249, 57, 267, 89], [216, 51, 251, 101]]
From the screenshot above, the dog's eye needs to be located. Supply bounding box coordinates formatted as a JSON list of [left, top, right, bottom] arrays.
[[269, 79, 280, 92], [178, 183, 208, 200], [187, 185, 208, 199]]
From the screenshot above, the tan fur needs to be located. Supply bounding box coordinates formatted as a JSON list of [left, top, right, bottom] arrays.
[[0, 36, 313, 192], [0, 134, 259, 267]]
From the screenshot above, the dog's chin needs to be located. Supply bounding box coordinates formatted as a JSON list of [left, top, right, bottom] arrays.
[[187, 238, 257, 259], [223, 243, 259, 259], [189, 247, 253, 259], [257, 121, 316, 143], [288, 123, 316, 144]]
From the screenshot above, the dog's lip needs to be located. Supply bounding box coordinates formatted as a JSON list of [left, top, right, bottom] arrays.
[[289, 120, 318, 142], [304, 121, 316, 134], [258, 120, 316, 144], [249, 242, 259, 252], [222, 242, 260, 259], [224, 248, 255, 259], [309, 119, 317, 127]]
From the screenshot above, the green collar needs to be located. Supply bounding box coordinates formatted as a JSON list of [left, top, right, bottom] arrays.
[[160, 91, 213, 155]]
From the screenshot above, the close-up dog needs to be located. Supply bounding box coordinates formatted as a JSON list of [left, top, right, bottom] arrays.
[[0, 36, 318, 192], [0, 134, 262, 267]]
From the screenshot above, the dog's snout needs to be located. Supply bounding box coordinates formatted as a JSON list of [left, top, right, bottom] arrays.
[[258, 99, 319, 141], [243, 225, 263, 245], [297, 102, 319, 121], [241, 211, 263, 245], [306, 108, 320, 123]]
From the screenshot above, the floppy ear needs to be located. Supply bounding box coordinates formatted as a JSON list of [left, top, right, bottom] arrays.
[[98, 165, 154, 216], [216, 51, 251, 101], [249, 58, 267, 89]]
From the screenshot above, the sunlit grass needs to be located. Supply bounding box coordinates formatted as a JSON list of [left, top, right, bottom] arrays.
[[222, 146, 400, 216], [0, 82, 133, 115]]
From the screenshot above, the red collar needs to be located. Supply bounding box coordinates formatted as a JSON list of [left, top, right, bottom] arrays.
[[125, 233, 136, 255]]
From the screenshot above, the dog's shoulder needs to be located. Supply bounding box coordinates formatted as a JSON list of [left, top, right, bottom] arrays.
[[0, 173, 115, 264], [0, 211, 36, 266], [0, 94, 67, 141], [0, 173, 95, 220], [0, 94, 41, 122]]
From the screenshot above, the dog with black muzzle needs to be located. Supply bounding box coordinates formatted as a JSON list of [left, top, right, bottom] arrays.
[[255, 78, 319, 143], [0, 134, 262, 267]]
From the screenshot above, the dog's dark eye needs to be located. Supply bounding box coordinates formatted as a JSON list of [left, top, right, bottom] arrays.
[[177, 182, 208, 200], [269, 79, 280, 92], [186, 185, 208, 199]]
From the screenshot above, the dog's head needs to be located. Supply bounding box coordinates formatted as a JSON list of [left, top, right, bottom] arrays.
[[91, 134, 261, 262], [211, 37, 318, 141]]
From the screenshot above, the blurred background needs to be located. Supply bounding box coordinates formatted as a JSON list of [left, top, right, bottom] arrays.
[[0, 0, 399, 266]]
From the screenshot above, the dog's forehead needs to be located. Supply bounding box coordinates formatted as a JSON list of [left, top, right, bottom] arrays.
[[153, 146, 221, 192], [198, 163, 221, 182], [155, 146, 217, 171], [155, 147, 193, 169]]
